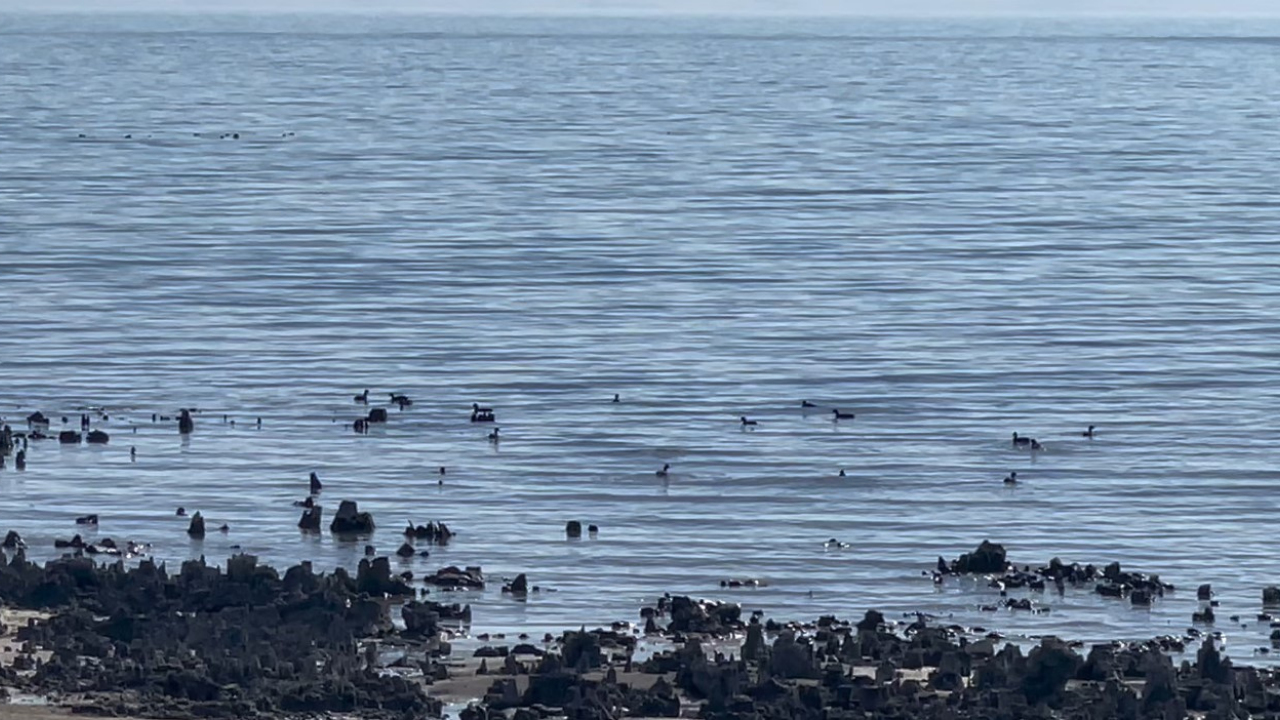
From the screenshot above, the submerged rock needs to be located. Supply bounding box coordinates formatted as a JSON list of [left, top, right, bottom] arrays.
[[422, 566, 485, 590]]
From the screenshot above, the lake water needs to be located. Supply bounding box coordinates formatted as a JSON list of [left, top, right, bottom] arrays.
[[2, 13, 1280, 660]]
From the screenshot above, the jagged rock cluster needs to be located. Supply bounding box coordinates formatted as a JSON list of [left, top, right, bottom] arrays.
[[468, 599, 1280, 720], [939, 541, 1178, 608], [0, 550, 441, 719]]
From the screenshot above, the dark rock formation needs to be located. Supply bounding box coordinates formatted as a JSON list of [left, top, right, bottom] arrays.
[[503, 573, 529, 595], [330, 500, 375, 534], [421, 566, 485, 590], [187, 512, 206, 538], [0, 553, 439, 719], [941, 540, 1008, 574], [403, 521, 454, 544], [298, 506, 322, 532]]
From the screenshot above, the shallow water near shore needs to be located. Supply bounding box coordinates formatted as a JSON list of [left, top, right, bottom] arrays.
[[2, 14, 1280, 662]]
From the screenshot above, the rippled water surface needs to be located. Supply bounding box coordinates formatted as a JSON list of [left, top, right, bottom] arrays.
[[2, 14, 1280, 657]]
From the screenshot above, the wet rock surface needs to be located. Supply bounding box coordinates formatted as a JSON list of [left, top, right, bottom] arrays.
[[5, 532, 1280, 720], [331, 500, 376, 534], [0, 550, 442, 719], [939, 540, 1009, 575], [403, 521, 455, 544], [464, 605, 1280, 720]]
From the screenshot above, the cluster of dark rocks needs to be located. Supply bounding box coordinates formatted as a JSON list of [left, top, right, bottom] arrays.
[[330, 499, 376, 534], [639, 594, 747, 636], [404, 520, 455, 544], [421, 565, 486, 590], [0, 549, 447, 718], [942, 538, 1177, 604], [49, 534, 150, 558], [564, 521, 600, 538], [463, 598, 1280, 720]]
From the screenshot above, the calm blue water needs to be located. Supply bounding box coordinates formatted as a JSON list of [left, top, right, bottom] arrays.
[[2, 14, 1280, 661]]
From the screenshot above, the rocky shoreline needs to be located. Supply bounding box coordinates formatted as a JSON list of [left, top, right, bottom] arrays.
[[0, 541, 1279, 720]]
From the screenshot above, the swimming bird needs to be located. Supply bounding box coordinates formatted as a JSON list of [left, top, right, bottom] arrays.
[[354, 389, 369, 404], [612, 394, 620, 403], [390, 393, 413, 409], [801, 400, 817, 408], [1030, 440, 1044, 452], [1011, 432, 1032, 447], [656, 463, 670, 478], [1083, 425, 1096, 438], [832, 409, 855, 421], [487, 427, 500, 442], [740, 416, 758, 427], [1004, 472, 1018, 484], [439, 466, 446, 475], [838, 469, 846, 477], [472, 403, 493, 414], [76, 514, 99, 525], [309, 472, 322, 494]]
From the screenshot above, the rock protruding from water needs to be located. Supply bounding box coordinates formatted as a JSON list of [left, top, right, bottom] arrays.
[[330, 500, 375, 534], [403, 521, 454, 544], [642, 595, 743, 636], [187, 511, 206, 538], [421, 565, 485, 590], [503, 573, 529, 596], [298, 505, 322, 531], [941, 540, 1008, 574]]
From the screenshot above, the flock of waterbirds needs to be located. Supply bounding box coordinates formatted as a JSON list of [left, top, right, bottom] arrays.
[[0, 388, 1102, 560], [0, 391, 1101, 491]]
